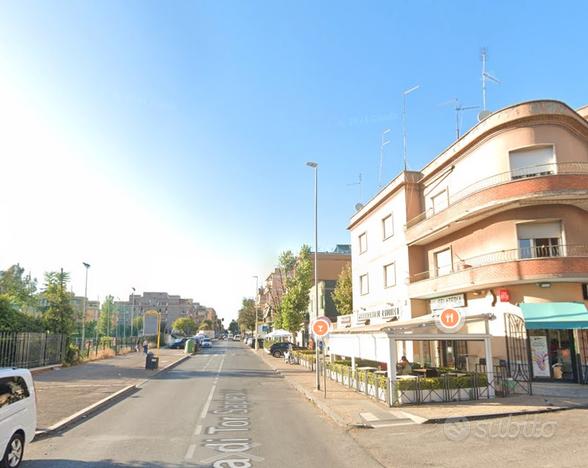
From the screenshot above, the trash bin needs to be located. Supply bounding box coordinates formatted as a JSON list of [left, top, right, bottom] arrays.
[[145, 352, 159, 370], [184, 338, 196, 355]]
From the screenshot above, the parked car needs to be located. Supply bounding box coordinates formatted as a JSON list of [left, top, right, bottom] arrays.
[[169, 338, 187, 349], [0, 368, 36, 468], [245, 337, 253, 346], [268, 342, 298, 358], [249, 338, 264, 349], [232, 334, 241, 341], [201, 338, 212, 348]]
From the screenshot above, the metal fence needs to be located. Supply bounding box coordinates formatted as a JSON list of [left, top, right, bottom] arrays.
[[0, 332, 66, 369], [71, 336, 141, 360]]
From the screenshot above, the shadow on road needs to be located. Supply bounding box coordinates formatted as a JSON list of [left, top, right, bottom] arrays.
[[24, 460, 189, 468]]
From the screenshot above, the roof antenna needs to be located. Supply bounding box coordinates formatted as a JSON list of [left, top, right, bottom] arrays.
[[347, 173, 363, 202], [378, 129, 391, 187], [479, 48, 499, 121], [441, 98, 479, 139], [402, 85, 419, 171]]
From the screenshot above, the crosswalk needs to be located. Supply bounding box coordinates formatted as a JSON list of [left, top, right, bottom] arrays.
[[358, 409, 427, 428]]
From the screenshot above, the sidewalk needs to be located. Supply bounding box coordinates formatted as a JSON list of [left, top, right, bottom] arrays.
[[34, 348, 189, 432], [252, 348, 588, 427]]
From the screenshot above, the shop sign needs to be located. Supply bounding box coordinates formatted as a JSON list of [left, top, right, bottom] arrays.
[[357, 306, 400, 323], [337, 315, 352, 327], [499, 289, 510, 302], [530, 336, 551, 378], [434, 308, 465, 334], [430, 294, 466, 311]]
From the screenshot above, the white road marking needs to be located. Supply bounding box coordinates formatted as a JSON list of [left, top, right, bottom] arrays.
[[200, 385, 217, 419], [360, 412, 379, 422], [194, 424, 202, 435], [184, 443, 196, 460]]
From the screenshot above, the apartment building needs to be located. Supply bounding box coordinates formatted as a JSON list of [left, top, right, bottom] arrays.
[[332, 100, 588, 384]]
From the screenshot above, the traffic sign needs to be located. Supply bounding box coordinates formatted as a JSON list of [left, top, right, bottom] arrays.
[[312, 316, 331, 337], [435, 308, 465, 334]]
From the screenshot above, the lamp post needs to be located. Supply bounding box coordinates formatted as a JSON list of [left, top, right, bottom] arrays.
[[81, 262, 90, 355], [253, 275, 259, 350], [306, 161, 320, 390], [130, 287, 136, 339]]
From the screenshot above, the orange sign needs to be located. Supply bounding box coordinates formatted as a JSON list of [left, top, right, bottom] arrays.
[[312, 317, 331, 337], [439, 308, 460, 328]]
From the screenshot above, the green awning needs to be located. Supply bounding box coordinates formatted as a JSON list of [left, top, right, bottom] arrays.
[[520, 302, 588, 329]]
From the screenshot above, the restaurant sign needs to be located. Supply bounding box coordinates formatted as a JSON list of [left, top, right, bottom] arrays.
[[357, 306, 400, 323], [430, 294, 466, 311]]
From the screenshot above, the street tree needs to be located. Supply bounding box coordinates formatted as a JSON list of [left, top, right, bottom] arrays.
[[198, 319, 213, 330], [271, 249, 298, 328], [281, 245, 313, 334], [0, 264, 38, 310], [228, 319, 239, 335], [332, 262, 353, 315], [173, 317, 197, 336], [0, 296, 45, 332], [237, 298, 256, 332], [42, 270, 76, 335], [97, 295, 116, 337]]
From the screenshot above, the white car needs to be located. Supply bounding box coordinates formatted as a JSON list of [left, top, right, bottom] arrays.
[[0, 368, 36, 468], [201, 338, 212, 348], [232, 334, 241, 341]]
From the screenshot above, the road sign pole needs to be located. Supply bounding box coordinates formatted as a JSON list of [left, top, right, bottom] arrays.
[[323, 339, 327, 398]]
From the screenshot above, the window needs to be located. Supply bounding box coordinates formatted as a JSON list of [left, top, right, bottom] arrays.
[[384, 263, 396, 288], [359, 232, 368, 254], [431, 190, 449, 214], [517, 222, 562, 259], [435, 248, 453, 276], [382, 214, 394, 240], [360, 273, 369, 295], [509, 146, 555, 180], [0, 377, 30, 409]]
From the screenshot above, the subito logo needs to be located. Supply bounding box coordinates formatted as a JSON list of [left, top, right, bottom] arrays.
[[435, 308, 465, 334]]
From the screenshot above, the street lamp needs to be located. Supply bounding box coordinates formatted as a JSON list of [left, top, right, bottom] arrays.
[[253, 275, 259, 350], [130, 287, 136, 339], [306, 161, 320, 391], [81, 262, 90, 355]]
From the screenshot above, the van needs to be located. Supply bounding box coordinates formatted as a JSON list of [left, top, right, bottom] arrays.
[[0, 368, 36, 468]]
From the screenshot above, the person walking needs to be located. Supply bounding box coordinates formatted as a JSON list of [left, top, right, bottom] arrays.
[[142, 339, 148, 354]]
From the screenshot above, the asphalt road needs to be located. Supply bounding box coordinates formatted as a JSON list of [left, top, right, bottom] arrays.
[[24, 341, 383, 468]]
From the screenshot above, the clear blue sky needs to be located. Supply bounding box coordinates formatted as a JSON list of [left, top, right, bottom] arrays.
[[1, 1, 586, 320]]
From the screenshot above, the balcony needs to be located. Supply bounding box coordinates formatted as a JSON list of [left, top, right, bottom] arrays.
[[408, 244, 588, 299], [406, 162, 588, 245]]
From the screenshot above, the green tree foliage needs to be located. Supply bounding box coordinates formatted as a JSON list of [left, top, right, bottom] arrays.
[[332, 263, 353, 315], [0, 296, 45, 332], [198, 319, 214, 330], [132, 316, 143, 334], [271, 249, 298, 328], [228, 319, 239, 334], [97, 295, 115, 337], [173, 317, 197, 336], [237, 298, 256, 332], [0, 264, 38, 310], [280, 245, 313, 334], [42, 270, 76, 335]]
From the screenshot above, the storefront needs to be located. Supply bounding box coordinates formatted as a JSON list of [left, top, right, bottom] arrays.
[[520, 302, 588, 382]]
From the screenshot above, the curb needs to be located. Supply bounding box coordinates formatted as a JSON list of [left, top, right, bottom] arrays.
[[35, 353, 191, 439], [249, 348, 351, 429], [30, 364, 63, 375]]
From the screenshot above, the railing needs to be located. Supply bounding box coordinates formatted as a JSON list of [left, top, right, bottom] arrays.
[[406, 162, 588, 228], [0, 332, 66, 369], [410, 244, 588, 283]]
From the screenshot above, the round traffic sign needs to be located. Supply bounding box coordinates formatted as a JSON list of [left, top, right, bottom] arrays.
[[312, 317, 331, 337]]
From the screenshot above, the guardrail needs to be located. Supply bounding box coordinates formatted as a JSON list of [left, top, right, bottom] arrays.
[[406, 162, 588, 228], [410, 244, 588, 283]]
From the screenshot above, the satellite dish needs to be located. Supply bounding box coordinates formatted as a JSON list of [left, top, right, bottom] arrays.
[[477, 110, 492, 122], [354, 203, 365, 212]]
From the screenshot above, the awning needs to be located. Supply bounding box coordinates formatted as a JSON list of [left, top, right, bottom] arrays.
[[520, 302, 588, 329]]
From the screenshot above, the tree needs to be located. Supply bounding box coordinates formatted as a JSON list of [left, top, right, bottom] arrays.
[[0, 296, 45, 332], [270, 249, 298, 328], [280, 245, 313, 334], [97, 295, 115, 337], [332, 263, 353, 315], [228, 320, 239, 334], [132, 316, 143, 334], [237, 298, 256, 332], [0, 264, 38, 310], [42, 270, 75, 335], [198, 319, 213, 330], [173, 317, 197, 336]]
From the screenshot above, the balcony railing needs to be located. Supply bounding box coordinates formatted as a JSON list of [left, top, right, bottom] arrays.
[[410, 244, 588, 283], [406, 162, 588, 228]]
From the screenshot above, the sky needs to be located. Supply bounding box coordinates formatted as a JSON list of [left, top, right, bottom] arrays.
[[0, 1, 586, 321]]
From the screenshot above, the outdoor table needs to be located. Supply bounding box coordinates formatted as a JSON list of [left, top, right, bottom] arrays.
[[412, 368, 428, 375], [374, 370, 387, 376], [356, 366, 378, 372], [396, 375, 417, 379]]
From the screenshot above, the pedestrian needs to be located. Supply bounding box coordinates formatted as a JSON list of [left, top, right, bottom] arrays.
[[399, 356, 412, 375], [143, 339, 148, 354]]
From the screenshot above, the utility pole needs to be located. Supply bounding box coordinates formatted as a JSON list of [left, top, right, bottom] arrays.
[[131, 287, 136, 338], [82, 262, 90, 353], [253, 275, 259, 350]]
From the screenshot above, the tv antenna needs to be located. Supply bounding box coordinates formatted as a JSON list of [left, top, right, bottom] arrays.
[[347, 173, 363, 202], [479, 47, 500, 121], [441, 98, 479, 139], [402, 85, 419, 171], [378, 129, 391, 187]]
